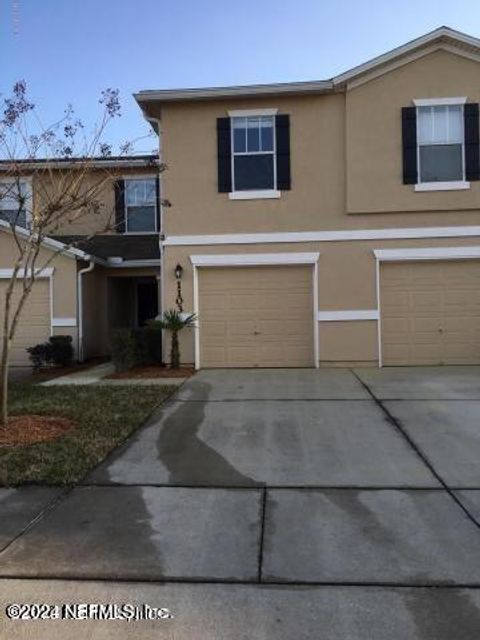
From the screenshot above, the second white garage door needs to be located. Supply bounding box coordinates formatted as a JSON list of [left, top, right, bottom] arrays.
[[199, 265, 314, 368], [380, 260, 480, 365], [0, 278, 51, 367]]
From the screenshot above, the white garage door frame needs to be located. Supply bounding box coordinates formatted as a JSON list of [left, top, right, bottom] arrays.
[[190, 252, 320, 370], [0, 267, 54, 337], [373, 246, 480, 367]]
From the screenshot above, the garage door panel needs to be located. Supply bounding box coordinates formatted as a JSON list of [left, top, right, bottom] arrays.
[[0, 280, 50, 366], [381, 260, 480, 366], [199, 265, 314, 368]]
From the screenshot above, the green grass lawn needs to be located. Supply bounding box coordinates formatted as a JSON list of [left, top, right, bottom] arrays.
[[0, 384, 175, 486]]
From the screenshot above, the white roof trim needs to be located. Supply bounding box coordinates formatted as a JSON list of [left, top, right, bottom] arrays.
[[0, 218, 96, 262], [333, 27, 480, 86], [190, 252, 320, 267], [106, 259, 160, 268], [134, 81, 333, 103], [374, 246, 480, 261], [0, 157, 158, 172], [135, 28, 480, 106]]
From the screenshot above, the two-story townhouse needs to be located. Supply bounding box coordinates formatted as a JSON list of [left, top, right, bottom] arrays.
[[0, 155, 161, 368], [135, 26, 480, 369]]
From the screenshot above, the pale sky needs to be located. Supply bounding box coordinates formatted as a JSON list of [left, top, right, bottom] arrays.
[[2, 0, 480, 153]]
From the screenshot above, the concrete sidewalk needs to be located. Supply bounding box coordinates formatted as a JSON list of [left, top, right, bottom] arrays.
[[40, 362, 186, 386]]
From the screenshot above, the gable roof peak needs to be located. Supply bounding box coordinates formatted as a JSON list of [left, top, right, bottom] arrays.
[[333, 26, 480, 86]]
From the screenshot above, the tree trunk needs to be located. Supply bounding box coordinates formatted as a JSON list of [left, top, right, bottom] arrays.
[[0, 334, 10, 428], [170, 330, 180, 369]]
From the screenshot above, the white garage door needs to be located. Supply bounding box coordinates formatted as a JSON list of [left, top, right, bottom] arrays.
[[199, 265, 314, 368], [380, 260, 480, 365], [0, 279, 51, 366]]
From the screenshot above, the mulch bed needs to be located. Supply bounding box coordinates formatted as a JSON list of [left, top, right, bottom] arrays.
[[0, 415, 74, 447], [107, 366, 195, 380]]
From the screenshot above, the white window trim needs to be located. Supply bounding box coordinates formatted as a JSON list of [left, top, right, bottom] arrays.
[[318, 310, 379, 322], [228, 189, 281, 200], [413, 97, 467, 106], [123, 175, 158, 235], [228, 108, 278, 117], [0, 177, 33, 229], [191, 252, 319, 370], [414, 100, 466, 188], [230, 114, 278, 197], [414, 180, 470, 191]]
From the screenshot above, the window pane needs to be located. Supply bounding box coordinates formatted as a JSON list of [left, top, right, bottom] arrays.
[[234, 154, 274, 190], [417, 107, 432, 144], [125, 179, 155, 206], [433, 105, 448, 143], [0, 209, 27, 228], [126, 205, 156, 232], [144, 180, 156, 204], [419, 144, 463, 182], [247, 118, 260, 152], [233, 117, 246, 153], [260, 117, 274, 151], [447, 105, 463, 142]]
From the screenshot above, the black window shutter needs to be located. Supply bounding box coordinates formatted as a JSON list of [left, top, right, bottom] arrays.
[[155, 175, 161, 231], [275, 114, 291, 190], [114, 179, 126, 233], [217, 118, 232, 192], [464, 103, 480, 181], [402, 107, 417, 184]]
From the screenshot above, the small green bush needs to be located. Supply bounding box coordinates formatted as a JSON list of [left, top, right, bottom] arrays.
[[111, 325, 163, 371], [111, 328, 136, 372], [49, 335, 74, 367], [27, 342, 52, 371], [26, 335, 73, 371], [144, 322, 163, 364]]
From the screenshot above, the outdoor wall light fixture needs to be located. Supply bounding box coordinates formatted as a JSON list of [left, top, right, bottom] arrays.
[[174, 263, 183, 280], [174, 263, 184, 312]]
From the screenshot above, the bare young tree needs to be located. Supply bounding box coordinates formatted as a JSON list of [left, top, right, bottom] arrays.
[[0, 81, 158, 427]]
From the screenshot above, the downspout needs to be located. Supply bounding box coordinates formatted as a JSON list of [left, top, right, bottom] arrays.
[[77, 258, 95, 362]]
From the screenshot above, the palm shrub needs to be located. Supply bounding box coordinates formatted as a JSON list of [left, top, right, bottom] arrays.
[[152, 309, 197, 369]]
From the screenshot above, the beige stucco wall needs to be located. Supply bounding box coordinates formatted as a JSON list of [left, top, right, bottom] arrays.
[[32, 166, 158, 236], [0, 229, 78, 355], [163, 235, 480, 365], [148, 48, 480, 237], [346, 49, 480, 213]]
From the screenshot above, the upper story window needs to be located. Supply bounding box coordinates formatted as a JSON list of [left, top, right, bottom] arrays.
[[216, 109, 291, 200], [417, 104, 464, 183], [402, 97, 479, 191], [232, 116, 275, 191], [0, 179, 31, 228], [124, 178, 157, 233]]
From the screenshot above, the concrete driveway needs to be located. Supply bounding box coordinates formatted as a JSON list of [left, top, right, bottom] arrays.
[[2, 367, 480, 639]]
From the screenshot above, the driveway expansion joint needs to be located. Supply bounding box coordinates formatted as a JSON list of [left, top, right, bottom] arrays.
[[0, 487, 73, 556], [257, 488, 268, 583], [350, 369, 480, 531], [2, 574, 480, 589]]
